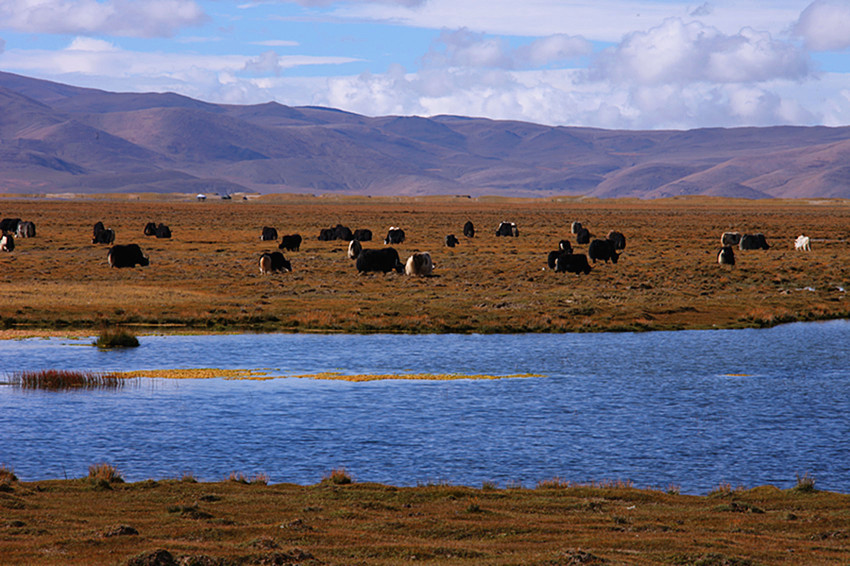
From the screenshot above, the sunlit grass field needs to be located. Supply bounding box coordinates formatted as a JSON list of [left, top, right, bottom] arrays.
[[1, 468, 848, 565], [1, 194, 848, 334]]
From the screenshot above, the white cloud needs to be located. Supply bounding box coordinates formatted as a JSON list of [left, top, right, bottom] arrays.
[[242, 50, 283, 75], [0, 0, 208, 38], [793, 0, 850, 51], [421, 28, 591, 70], [252, 40, 300, 47], [515, 34, 593, 66], [592, 18, 811, 85], [1, 38, 360, 84], [331, 0, 806, 43]]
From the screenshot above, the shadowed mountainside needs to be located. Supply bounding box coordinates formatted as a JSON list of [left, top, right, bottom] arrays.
[[2, 71, 850, 198]]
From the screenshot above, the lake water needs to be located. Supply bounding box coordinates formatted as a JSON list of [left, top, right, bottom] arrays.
[[1, 322, 848, 494]]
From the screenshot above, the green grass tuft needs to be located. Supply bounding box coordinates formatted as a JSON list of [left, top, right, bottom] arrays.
[[94, 327, 140, 349]]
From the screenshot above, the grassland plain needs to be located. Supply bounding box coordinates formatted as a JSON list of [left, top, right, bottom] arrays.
[[1, 472, 849, 565], [0, 194, 848, 334]]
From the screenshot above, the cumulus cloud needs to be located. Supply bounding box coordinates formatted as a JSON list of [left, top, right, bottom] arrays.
[[242, 50, 284, 76], [422, 28, 591, 70], [0, 0, 208, 38], [689, 2, 712, 17], [592, 18, 811, 85], [793, 0, 850, 51]]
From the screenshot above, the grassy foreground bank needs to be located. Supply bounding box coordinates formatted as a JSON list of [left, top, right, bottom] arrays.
[[1, 195, 849, 334], [1, 470, 848, 565]]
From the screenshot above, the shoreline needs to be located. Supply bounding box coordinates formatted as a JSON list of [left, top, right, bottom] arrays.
[[2, 313, 848, 341]]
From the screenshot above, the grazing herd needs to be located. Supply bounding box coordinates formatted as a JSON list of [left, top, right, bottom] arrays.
[[0, 210, 821, 285]]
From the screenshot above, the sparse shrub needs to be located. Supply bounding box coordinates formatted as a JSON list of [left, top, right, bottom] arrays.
[[321, 468, 352, 485], [708, 482, 734, 498], [793, 472, 817, 493], [536, 477, 571, 489], [227, 471, 269, 485], [87, 462, 124, 485], [94, 327, 139, 348], [180, 472, 198, 483], [481, 480, 498, 491], [227, 471, 249, 484], [13, 369, 125, 391], [465, 497, 482, 513], [667, 484, 681, 495], [0, 464, 17, 485], [250, 473, 269, 485]]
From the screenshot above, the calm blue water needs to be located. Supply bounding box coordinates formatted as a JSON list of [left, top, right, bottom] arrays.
[[1, 322, 848, 494]]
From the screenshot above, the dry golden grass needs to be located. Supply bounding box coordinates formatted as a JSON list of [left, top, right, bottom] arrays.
[[1, 476, 849, 565], [1, 194, 848, 335]]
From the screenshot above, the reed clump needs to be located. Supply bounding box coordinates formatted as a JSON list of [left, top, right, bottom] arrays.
[[794, 472, 817, 493], [94, 327, 139, 348], [12, 369, 125, 390], [321, 468, 353, 485], [87, 462, 124, 490]]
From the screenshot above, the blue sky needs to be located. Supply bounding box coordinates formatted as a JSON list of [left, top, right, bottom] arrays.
[[1, 0, 849, 129]]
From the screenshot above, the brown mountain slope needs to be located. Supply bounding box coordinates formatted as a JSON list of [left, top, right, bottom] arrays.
[[1, 71, 850, 198]]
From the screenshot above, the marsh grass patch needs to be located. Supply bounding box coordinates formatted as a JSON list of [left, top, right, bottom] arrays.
[[11, 369, 126, 391]]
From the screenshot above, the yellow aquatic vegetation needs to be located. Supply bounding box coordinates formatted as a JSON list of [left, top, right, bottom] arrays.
[[287, 372, 545, 382], [114, 368, 272, 380], [111, 369, 543, 381]]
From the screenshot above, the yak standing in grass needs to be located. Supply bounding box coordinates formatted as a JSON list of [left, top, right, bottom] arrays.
[[108, 244, 149, 268], [384, 227, 405, 245], [548, 249, 592, 274], [348, 239, 363, 260], [259, 251, 291, 274], [721, 232, 741, 246], [16, 221, 36, 238], [356, 248, 404, 274], [575, 227, 591, 245], [495, 222, 518, 237], [155, 223, 171, 239], [352, 229, 372, 241], [588, 239, 619, 264], [463, 221, 475, 238], [279, 234, 302, 252], [0, 233, 14, 252], [556, 253, 592, 275], [261, 227, 278, 241], [739, 233, 769, 250], [92, 228, 115, 244], [445, 234, 459, 247], [718, 246, 735, 266], [405, 252, 434, 276], [606, 230, 626, 250]]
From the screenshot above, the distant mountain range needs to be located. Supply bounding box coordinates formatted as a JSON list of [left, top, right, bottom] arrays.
[[2, 71, 850, 199]]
